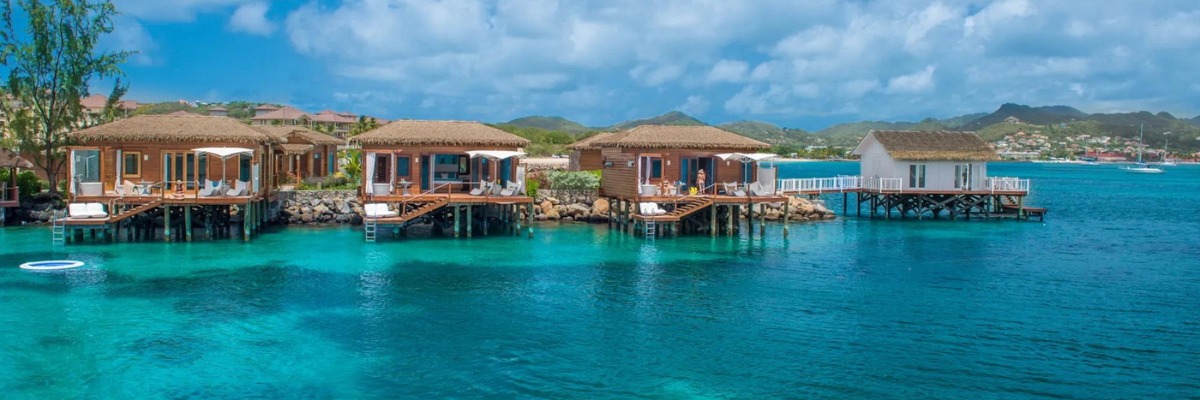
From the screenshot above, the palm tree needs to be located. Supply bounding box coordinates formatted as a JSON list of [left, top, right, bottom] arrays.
[[349, 116, 379, 137]]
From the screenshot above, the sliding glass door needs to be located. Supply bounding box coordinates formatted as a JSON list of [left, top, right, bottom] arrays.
[[163, 151, 199, 191]]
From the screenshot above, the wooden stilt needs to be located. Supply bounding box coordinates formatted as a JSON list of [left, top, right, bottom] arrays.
[[163, 205, 171, 243], [709, 204, 717, 237], [467, 204, 473, 237], [783, 200, 790, 238], [185, 206, 192, 242], [453, 205, 460, 237], [759, 204, 766, 236]]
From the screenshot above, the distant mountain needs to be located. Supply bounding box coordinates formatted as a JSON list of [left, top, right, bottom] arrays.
[[964, 103, 1087, 129], [718, 120, 812, 145], [503, 116, 592, 134], [1185, 115, 1200, 128], [612, 111, 706, 130], [938, 112, 988, 128], [813, 120, 918, 146]]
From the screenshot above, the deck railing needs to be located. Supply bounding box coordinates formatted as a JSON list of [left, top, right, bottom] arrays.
[[862, 177, 904, 193], [1, 185, 17, 203], [985, 177, 1030, 193], [777, 175, 862, 193]]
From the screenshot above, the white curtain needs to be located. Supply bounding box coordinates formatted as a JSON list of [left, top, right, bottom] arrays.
[[68, 150, 76, 194], [115, 150, 122, 186], [757, 164, 777, 195], [252, 163, 261, 194], [364, 152, 376, 195], [516, 165, 527, 195]]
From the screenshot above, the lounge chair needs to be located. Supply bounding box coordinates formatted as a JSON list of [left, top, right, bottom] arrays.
[[639, 202, 667, 216], [500, 180, 521, 196], [227, 180, 248, 197], [67, 203, 105, 219], [86, 203, 108, 218], [199, 180, 220, 197], [491, 181, 503, 196], [724, 182, 745, 196], [364, 203, 397, 219], [469, 180, 487, 196], [749, 182, 773, 196]]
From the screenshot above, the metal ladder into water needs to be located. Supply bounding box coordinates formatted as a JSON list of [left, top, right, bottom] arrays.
[[364, 218, 377, 242], [50, 210, 66, 245], [644, 218, 656, 239]]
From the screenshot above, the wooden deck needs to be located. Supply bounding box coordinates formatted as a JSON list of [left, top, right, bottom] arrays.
[[365, 193, 534, 205], [72, 193, 264, 205], [627, 194, 788, 205]]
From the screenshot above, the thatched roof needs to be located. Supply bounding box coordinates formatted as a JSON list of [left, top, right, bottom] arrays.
[[68, 115, 277, 144], [350, 120, 530, 147], [859, 130, 999, 161], [278, 144, 314, 155], [589, 125, 769, 151], [254, 125, 346, 146], [566, 132, 615, 150], [0, 149, 33, 169]]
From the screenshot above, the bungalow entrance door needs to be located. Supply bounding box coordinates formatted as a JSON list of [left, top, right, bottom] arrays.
[[163, 151, 199, 192], [955, 164, 973, 190]]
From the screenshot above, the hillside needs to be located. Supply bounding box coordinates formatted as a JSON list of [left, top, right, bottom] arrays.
[[611, 111, 705, 130], [491, 124, 581, 157], [503, 116, 592, 134], [938, 112, 988, 128], [133, 101, 259, 120], [718, 120, 813, 145], [964, 103, 1087, 129]]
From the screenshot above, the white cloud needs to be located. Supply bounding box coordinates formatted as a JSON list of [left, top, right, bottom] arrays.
[[107, 18, 159, 66], [629, 64, 685, 86], [113, 0, 252, 22], [706, 60, 750, 83], [675, 95, 710, 115], [839, 79, 879, 98], [886, 65, 937, 94], [228, 2, 275, 36]]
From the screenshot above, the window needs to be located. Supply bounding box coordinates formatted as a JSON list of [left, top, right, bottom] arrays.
[[373, 154, 390, 183], [73, 150, 101, 183], [396, 156, 410, 178], [239, 154, 251, 182], [954, 165, 962, 189], [909, 164, 926, 188], [123, 151, 141, 177], [314, 151, 321, 161], [651, 159, 662, 179]]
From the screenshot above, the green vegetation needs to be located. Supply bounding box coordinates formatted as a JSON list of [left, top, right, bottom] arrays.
[[504, 116, 592, 134], [296, 172, 356, 190], [0, 0, 132, 193], [611, 111, 704, 130], [134, 100, 261, 121], [718, 120, 814, 146], [0, 170, 44, 200], [492, 124, 582, 156], [544, 170, 600, 191]]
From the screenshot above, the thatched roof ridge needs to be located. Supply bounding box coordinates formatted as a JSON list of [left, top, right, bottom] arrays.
[[590, 125, 768, 151], [349, 120, 530, 147], [254, 125, 346, 146], [68, 115, 277, 144], [566, 131, 615, 150], [278, 143, 314, 155], [863, 130, 999, 161]]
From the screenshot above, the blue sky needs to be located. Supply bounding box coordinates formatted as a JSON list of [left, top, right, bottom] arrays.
[[91, 0, 1200, 129]]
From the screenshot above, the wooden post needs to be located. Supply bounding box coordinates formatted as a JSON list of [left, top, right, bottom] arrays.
[[453, 205, 460, 237], [710, 204, 716, 236], [184, 206, 192, 242], [607, 198, 613, 228], [759, 204, 765, 236], [783, 199, 790, 238], [163, 205, 171, 243], [243, 202, 251, 241], [466, 204, 473, 237], [727, 205, 734, 235]]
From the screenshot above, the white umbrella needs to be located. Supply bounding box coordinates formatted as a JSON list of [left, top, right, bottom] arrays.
[[465, 150, 526, 161], [716, 152, 780, 163], [193, 147, 254, 192]]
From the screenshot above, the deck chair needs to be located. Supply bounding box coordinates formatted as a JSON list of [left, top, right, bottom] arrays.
[[724, 182, 745, 196], [491, 181, 504, 196], [749, 182, 773, 196], [227, 180, 248, 197], [86, 203, 108, 219], [199, 180, 220, 197], [67, 203, 91, 219], [364, 203, 397, 218], [500, 180, 521, 197], [469, 180, 487, 196], [639, 202, 667, 216]]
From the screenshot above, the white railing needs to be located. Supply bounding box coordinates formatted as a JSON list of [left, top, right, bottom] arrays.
[[862, 177, 904, 193], [986, 177, 1030, 193], [778, 175, 862, 193]]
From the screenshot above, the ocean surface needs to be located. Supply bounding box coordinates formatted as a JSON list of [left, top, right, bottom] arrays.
[[1, 162, 1197, 399]]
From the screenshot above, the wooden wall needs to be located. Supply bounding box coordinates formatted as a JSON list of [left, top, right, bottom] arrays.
[[597, 147, 758, 198], [70, 141, 272, 194], [571, 149, 604, 171], [360, 145, 523, 195]]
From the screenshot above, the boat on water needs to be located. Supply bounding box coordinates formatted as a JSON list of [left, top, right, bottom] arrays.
[[1122, 124, 1164, 174], [1158, 138, 1177, 166]]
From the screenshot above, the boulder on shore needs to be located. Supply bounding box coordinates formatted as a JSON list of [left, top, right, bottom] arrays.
[[593, 198, 610, 215]]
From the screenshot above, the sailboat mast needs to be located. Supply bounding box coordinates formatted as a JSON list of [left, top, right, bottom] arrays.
[[1137, 123, 1144, 164]]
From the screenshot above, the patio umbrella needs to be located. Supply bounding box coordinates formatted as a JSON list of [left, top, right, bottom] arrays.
[[193, 147, 254, 192]]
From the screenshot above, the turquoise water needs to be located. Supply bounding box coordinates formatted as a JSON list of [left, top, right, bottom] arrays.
[[1, 163, 1198, 399]]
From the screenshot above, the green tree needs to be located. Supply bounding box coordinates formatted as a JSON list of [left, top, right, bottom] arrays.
[[0, 0, 132, 193], [349, 115, 379, 136]]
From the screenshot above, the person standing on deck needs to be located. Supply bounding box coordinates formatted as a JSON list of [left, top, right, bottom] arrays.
[[697, 169, 707, 194]]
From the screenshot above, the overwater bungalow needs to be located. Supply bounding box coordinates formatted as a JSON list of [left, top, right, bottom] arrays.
[[777, 130, 1043, 220], [566, 132, 614, 171], [349, 120, 536, 241], [589, 125, 788, 236], [256, 125, 347, 182], [59, 114, 281, 242], [1, 149, 33, 224]]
